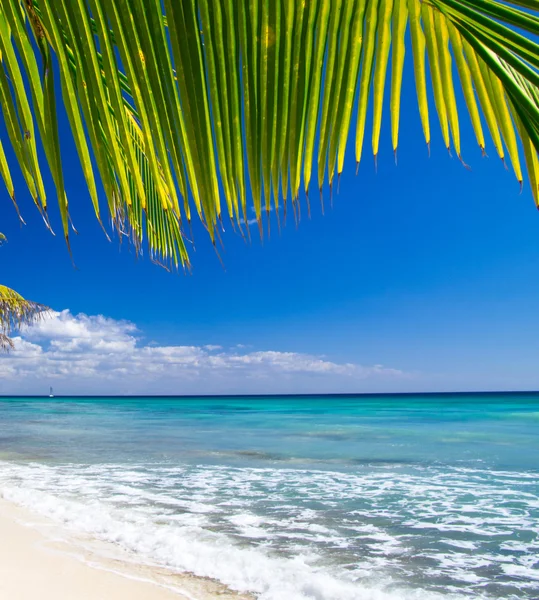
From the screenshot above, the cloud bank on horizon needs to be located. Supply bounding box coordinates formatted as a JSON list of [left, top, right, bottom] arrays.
[[0, 310, 409, 395]]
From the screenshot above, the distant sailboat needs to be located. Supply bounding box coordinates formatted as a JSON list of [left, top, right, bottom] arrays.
[[49, 386, 54, 398]]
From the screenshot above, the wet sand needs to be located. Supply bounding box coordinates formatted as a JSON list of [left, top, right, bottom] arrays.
[[0, 498, 252, 600]]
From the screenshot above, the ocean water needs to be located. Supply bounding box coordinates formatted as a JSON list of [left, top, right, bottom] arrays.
[[0, 393, 538, 599]]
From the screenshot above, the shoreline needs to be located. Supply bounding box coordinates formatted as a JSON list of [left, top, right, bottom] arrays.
[[0, 497, 252, 600]]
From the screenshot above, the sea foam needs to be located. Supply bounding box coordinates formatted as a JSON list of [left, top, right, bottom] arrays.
[[1, 460, 537, 600], [2, 481, 450, 600]]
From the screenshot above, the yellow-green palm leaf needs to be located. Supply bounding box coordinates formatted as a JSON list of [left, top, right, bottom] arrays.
[[0, 234, 48, 350], [0, 0, 538, 270], [0, 284, 48, 350]]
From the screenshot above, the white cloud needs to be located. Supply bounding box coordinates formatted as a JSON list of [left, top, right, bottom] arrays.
[[0, 310, 409, 395], [239, 205, 275, 227]]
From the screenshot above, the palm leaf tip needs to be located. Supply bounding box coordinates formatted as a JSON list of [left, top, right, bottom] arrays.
[[0, 285, 49, 351], [0, 333, 14, 352], [0, 0, 538, 265]]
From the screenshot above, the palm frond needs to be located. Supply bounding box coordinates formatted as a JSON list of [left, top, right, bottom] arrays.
[[0, 333, 14, 351], [0, 0, 538, 267], [0, 284, 48, 350]]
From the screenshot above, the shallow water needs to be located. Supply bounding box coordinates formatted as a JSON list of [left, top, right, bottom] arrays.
[[0, 394, 537, 599]]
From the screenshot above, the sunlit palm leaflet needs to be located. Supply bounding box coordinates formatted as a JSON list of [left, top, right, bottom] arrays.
[[0, 0, 538, 343]]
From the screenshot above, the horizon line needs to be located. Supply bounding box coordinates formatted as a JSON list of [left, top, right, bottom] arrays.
[[0, 390, 538, 399]]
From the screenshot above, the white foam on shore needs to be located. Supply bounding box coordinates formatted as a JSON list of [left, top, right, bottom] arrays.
[[1, 461, 537, 599], [1, 483, 452, 600]]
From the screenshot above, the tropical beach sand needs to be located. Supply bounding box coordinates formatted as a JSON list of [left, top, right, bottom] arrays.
[[0, 498, 250, 600]]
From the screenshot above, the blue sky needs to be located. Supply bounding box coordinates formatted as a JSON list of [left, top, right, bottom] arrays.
[[2, 58, 539, 394]]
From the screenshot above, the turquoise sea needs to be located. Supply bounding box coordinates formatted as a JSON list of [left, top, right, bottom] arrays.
[[0, 393, 538, 599]]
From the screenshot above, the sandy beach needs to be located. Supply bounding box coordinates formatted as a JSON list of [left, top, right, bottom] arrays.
[[0, 498, 251, 600]]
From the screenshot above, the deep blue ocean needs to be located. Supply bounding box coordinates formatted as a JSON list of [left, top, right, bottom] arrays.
[[0, 394, 537, 599]]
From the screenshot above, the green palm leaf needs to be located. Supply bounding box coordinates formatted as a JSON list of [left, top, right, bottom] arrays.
[[0, 234, 49, 351], [0, 284, 48, 350], [0, 0, 538, 266]]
